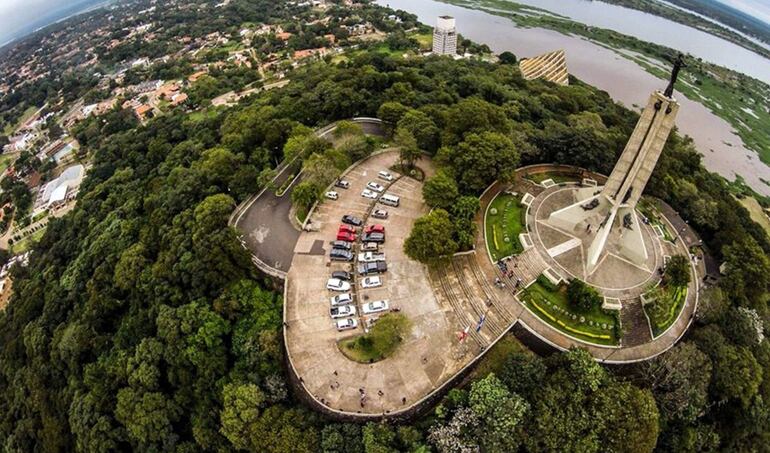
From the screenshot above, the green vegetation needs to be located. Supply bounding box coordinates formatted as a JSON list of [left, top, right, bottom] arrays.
[[736, 195, 770, 238], [8, 227, 45, 254], [338, 313, 411, 363], [644, 255, 691, 336], [404, 209, 459, 262], [521, 277, 620, 345], [410, 30, 433, 50], [469, 334, 528, 379], [525, 170, 580, 185], [485, 193, 524, 260], [0, 153, 14, 174], [0, 1, 769, 449], [2, 105, 37, 135], [645, 284, 688, 337], [432, 349, 659, 453], [638, 198, 675, 242], [289, 121, 376, 217]]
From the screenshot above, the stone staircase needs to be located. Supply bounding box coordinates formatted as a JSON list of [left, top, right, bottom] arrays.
[[619, 297, 652, 347]]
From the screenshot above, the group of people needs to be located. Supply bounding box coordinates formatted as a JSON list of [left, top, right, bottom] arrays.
[[495, 256, 523, 290]]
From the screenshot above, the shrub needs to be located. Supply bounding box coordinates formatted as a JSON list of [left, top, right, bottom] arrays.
[[537, 274, 558, 292], [665, 254, 691, 288], [567, 279, 602, 312]]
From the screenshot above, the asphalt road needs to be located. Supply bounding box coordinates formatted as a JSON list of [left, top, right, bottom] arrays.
[[234, 118, 384, 276], [235, 163, 301, 273]]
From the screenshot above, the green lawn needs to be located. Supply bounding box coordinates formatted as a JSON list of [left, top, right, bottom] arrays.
[[9, 228, 46, 254], [737, 196, 770, 238], [644, 285, 687, 338], [337, 313, 410, 363], [0, 154, 15, 175], [469, 335, 529, 380], [525, 171, 580, 185], [3, 105, 38, 135], [485, 193, 524, 260], [520, 279, 620, 346], [410, 31, 433, 50]]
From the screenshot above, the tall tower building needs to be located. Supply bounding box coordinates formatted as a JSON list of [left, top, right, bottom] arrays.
[[547, 55, 686, 274], [432, 16, 457, 56]]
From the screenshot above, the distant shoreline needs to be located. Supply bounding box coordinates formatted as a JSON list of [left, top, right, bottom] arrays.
[[0, 0, 113, 51]]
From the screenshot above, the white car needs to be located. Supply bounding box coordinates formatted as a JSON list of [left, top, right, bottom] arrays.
[[325, 191, 339, 200], [361, 276, 382, 288], [378, 171, 394, 181], [362, 300, 389, 314], [358, 251, 386, 262], [330, 305, 357, 319], [335, 180, 350, 189], [361, 189, 378, 199], [372, 209, 388, 219], [330, 293, 354, 306], [326, 278, 351, 292], [336, 318, 358, 331], [366, 181, 385, 192]]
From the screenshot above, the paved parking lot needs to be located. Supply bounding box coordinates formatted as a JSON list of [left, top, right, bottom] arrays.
[[285, 151, 477, 415]]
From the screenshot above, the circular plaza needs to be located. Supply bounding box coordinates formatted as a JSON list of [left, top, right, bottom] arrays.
[[482, 165, 700, 349]]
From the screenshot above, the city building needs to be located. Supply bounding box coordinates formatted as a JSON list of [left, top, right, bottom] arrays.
[[519, 50, 569, 86], [432, 16, 457, 56], [36, 164, 85, 209]]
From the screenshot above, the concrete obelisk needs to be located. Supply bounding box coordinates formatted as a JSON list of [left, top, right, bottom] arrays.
[[548, 55, 684, 274]]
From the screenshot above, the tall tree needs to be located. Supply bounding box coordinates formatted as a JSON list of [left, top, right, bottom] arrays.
[[403, 209, 458, 263]]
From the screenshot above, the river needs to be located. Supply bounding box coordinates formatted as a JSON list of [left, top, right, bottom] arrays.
[[376, 0, 770, 196]]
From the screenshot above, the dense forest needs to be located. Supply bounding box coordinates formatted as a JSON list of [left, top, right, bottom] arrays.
[[1, 36, 770, 452]]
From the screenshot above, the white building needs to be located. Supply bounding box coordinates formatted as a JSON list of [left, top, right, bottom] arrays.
[[432, 16, 457, 56], [36, 164, 84, 209]]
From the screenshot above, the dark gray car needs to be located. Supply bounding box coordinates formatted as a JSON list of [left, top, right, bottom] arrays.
[[357, 261, 387, 275], [330, 249, 353, 262], [363, 232, 385, 243], [341, 215, 363, 226]]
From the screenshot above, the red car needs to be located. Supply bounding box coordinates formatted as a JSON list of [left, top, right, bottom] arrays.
[[338, 224, 356, 234], [337, 231, 357, 242], [365, 224, 385, 234]]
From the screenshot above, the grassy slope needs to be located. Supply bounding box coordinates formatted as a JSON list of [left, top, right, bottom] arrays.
[[485, 193, 524, 261], [522, 280, 619, 345]]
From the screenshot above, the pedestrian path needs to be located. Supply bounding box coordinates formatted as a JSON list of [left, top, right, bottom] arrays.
[[547, 238, 581, 257]]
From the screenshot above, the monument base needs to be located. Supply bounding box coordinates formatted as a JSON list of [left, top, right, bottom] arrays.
[[547, 187, 649, 275]]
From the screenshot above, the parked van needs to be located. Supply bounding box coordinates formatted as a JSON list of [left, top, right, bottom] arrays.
[[379, 193, 400, 207]]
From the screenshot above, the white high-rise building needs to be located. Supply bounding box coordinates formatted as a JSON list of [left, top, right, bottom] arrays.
[[432, 16, 457, 56]]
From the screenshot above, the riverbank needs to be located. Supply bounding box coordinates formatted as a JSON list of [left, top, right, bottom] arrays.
[[597, 0, 770, 60]]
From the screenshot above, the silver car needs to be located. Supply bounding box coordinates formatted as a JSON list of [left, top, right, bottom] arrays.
[[362, 300, 389, 314], [366, 181, 384, 192]]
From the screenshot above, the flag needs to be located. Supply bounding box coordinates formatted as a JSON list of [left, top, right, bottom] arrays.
[[476, 314, 486, 333]]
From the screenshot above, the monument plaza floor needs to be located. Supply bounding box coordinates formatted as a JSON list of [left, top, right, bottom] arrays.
[[530, 185, 667, 299]]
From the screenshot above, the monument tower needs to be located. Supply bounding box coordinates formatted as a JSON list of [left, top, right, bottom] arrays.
[[548, 55, 685, 273]]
